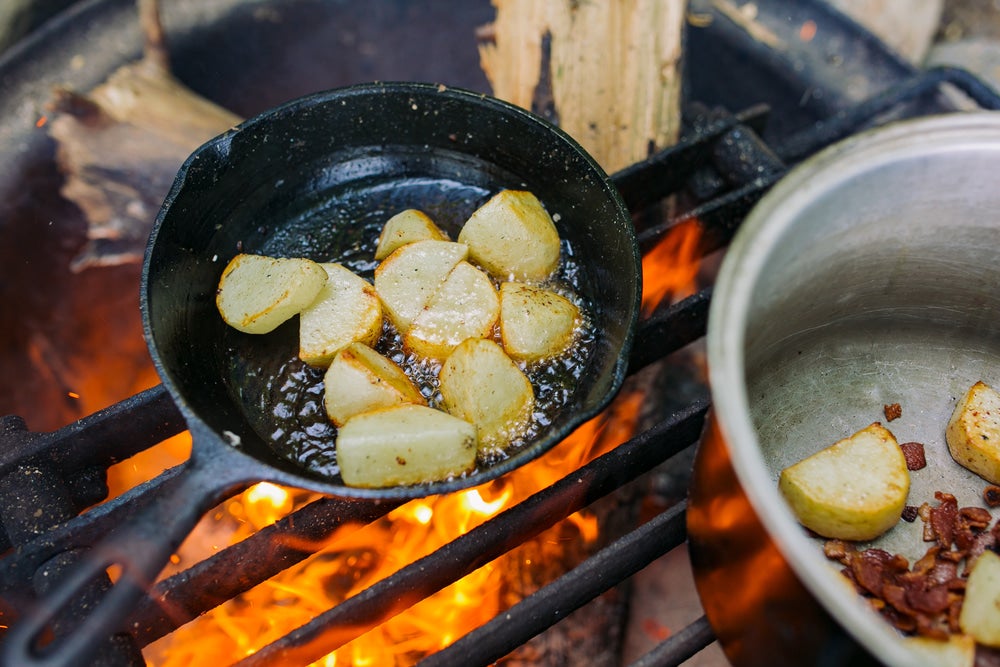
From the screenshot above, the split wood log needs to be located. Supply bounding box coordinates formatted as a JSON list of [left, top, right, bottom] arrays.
[[47, 0, 240, 271], [477, 0, 687, 173]]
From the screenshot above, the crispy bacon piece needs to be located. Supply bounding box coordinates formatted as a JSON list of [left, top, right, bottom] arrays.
[[985, 485, 1000, 508], [927, 492, 959, 548], [884, 403, 902, 421], [823, 491, 1000, 643], [899, 442, 927, 470]]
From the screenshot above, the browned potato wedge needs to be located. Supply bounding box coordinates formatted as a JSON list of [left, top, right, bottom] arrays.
[[404, 261, 500, 359], [374, 209, 449, 261], [458, 190, 560, 282], [946, 380, 1000, 484], [777, 422, 910, 541], [439, 338, 534, 453], [904, 635, 975, 667], [960, 549, 1000, 646], [298, 263, 382, 368], [374, 240, 468, 331], [216, 253, 326, 334], [499, 281, 580, 362], [336, 404, 477, 487], [323, 342, 425, 427]]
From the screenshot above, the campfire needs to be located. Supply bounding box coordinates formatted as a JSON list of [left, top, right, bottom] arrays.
[[111, 213, 699, 666], [2, 1, 999, 666]]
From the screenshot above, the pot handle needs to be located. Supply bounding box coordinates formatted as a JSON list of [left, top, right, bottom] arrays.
[[1, 444, 255, 667]]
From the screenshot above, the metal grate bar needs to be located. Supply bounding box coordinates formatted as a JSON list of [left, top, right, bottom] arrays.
[[131, 495, 402, 645], [627, 615, 717, 667], [776, 66, 1000, 163], [417, 500, 689, 667], [233, 400, 709, 666]]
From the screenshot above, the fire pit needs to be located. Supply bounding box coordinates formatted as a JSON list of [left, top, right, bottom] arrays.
[[1, 1, 999, 665]]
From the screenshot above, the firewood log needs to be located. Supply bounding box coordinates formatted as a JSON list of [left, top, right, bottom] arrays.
[[46, 0, 240, 271], [477, 0, 686, 173]]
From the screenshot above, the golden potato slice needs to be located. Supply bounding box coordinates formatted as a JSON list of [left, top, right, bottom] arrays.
[[499, 281, 580, 362], [373, 240, 468, 332], [323, 342, 425, 427], [374, 209, 449, 261], [439, 338, 535, 453], [298, 263, 382, 368], [404, 261, 500, 359], [960, 550, 1000, 646], [216, 253, 326, 334], [904, 635, 974, 667], [458, 190, 560, 282], [946, 380, 1000, 484], [336, 404, 477, 488], [777, 422, 909, 541]]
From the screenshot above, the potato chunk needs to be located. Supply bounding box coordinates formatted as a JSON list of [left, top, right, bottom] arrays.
[[336, 404, 477, 487], [458, 190, 560, 282], [404, 261, 500, 359], [946, 381, 1000, 484], [323, 343, 425, 427], [216, 253, 327, 334], [374, 240, 468, 331], [439, 338, 535, 453], [298, 263, 382, 368], [374, 209, 449, 261], [777, 422, 910, 541], [500, 282, 580, 362], [960, 550, 1000, 646]]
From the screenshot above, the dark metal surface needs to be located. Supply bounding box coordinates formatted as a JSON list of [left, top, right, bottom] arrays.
[[7, 81, 642, 667], [0, 0, 994, 665]]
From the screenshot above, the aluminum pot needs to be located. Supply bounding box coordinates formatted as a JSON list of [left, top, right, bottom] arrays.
[[689, 112, 1000, 667]]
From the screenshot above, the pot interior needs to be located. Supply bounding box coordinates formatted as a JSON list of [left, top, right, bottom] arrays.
[[710, 112, 1000, 663]]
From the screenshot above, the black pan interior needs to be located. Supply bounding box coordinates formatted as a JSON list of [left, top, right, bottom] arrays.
[[142, 82, 640, 497]]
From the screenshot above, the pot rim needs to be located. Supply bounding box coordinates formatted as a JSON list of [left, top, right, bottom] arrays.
[[707, 111, 1000, 666]]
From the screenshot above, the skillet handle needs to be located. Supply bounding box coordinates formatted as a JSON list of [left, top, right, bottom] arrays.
[[2, 448, 254, 667]]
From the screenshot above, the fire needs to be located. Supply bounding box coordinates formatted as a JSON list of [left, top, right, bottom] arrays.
[[640, 218, 703, 316], [138, 384, 646, 667], [132, 218, 700, 665]]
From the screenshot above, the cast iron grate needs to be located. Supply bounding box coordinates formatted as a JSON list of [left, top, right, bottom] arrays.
[[0, 66, 998, 667]]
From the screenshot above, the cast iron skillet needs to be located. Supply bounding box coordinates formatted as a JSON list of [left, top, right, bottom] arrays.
[[6, 82, 640, 666]]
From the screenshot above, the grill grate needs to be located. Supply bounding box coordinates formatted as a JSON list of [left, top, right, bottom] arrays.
[[1, 67, 999, 667]]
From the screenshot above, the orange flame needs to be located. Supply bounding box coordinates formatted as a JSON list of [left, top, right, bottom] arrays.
[[640, 218, 703, 316], [131, 220, 701, 665], [139, 382, 647, 667]]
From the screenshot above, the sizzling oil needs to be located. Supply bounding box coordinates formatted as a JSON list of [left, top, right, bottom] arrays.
[[233, 178, 598, 482], [257, 258, 595, 481]]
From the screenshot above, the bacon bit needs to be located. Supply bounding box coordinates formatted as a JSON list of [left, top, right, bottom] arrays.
[[884, 402, 902, 421], [928, 492, 959, 548], [823, 538, 853, 564], [825, 491, 1000, 641], [899, 442, 926, 470], [901, 505, 919, 522], [985, 485, 1000, 507]]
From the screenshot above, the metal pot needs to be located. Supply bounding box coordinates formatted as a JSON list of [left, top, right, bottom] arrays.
[[689, 112, 1000, 667], [6, 82, 640, 667]]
